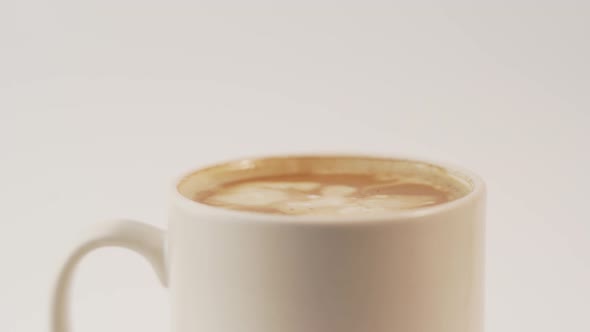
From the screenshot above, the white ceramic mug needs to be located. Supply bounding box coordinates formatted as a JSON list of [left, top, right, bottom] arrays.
[[51, 155, 486, 332]]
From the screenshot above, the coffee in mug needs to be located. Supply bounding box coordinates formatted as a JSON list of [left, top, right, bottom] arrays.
[[52, 155, 485, 332]]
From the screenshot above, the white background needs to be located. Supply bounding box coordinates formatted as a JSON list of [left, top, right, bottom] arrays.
[[2, 1, 589, 332]]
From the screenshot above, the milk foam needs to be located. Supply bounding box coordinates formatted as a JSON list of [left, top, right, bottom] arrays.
[[180, 156, 471, 216], [203, 179, 446, 216]]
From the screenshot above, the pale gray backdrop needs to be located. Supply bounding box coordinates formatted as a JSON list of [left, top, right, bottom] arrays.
[[1, 1, 589, 332]]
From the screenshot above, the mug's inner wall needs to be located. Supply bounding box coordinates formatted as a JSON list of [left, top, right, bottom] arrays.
[[177, 156, 473, 204]]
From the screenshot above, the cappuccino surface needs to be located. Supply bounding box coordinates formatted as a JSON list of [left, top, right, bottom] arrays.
[[193, 172, 465, 216]]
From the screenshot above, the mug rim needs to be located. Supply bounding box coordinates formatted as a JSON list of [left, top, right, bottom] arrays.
[[170, 153, 486, 225]]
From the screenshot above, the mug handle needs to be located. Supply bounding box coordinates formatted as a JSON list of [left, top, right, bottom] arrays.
[[50, 220, 167, 332]]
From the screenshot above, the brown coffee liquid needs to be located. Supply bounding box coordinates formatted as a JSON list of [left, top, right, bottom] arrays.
[[193, 172, 463, 216]]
